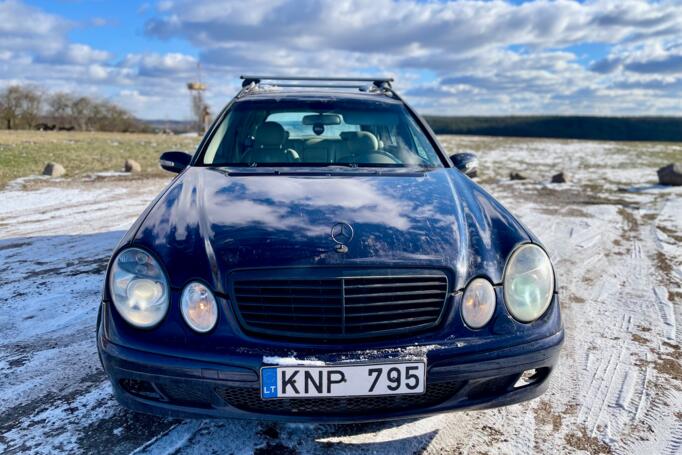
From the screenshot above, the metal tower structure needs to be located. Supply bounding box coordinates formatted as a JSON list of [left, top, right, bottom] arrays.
[[187, 64, 209, 133]]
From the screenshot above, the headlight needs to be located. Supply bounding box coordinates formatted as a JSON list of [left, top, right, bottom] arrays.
[[461, 278, 496, 329], [503, 244, 554, 322], [109, 247, 169, 328], [181, 282, 218, 333]]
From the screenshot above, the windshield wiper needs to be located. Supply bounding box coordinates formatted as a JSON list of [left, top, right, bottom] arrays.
[[215, 162, 433, 171], [240, 162, 361, 169]]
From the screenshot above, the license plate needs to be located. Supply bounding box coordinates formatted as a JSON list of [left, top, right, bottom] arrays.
[[260, 362, 426, 399]]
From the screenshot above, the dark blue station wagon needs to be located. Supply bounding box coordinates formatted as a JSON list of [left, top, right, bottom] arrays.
[[97, 76, 563, 422]]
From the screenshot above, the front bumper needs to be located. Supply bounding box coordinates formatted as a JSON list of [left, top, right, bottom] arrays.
[[98, 328, 564, 423]]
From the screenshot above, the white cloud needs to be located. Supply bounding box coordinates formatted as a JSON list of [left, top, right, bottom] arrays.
[[122, 52, 198, 77], [38, 44, 112, 65], [145, 0, 682, 54], [88, 64, 109, 81], [606, 41, 682, 75], [2, 0, 682, 117], [139, 0, 682, 115], [0, 0, 71, 55], [0, 1, 199, 118]]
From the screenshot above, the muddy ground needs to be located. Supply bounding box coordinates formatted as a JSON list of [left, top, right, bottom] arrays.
[[0, 136, 680, 454]]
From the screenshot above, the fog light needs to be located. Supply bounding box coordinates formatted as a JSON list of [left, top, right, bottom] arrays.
[[119, 378, 161, 400], [181, 282, 218, 333], [514, 369, 539, 388], [461, 278, 496, 329]]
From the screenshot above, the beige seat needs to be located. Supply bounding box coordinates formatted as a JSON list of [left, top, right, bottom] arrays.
[[243, 122, 299, 163], [337, 131, 396, 164], [303, 138, 342, 162]]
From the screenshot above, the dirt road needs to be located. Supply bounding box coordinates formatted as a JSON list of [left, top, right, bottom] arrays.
[[1, 137, 680, 454]]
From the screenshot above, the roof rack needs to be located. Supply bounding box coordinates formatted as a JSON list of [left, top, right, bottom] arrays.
[[238, 75, 396, 98]]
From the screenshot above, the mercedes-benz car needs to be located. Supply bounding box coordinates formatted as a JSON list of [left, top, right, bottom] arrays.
[[97, 75, 563, 422]]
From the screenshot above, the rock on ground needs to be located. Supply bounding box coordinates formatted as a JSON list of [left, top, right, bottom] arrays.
[[657, 163, 682, 186], [551, 171, 569, 183], [42, 162, 65, 177], [509, 172, 527, 181], [124, 159, 142, 173]]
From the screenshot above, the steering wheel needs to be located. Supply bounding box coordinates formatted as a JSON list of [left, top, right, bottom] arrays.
[[336, 150, 401, 165], [369, 150, 402, 164]]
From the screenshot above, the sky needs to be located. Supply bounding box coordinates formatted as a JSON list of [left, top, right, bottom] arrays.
[[1, 0, 681, 119]]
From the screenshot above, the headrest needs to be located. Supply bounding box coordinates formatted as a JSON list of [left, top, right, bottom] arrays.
[[340, 131, 379, 153], [255, 122, 286, 147]]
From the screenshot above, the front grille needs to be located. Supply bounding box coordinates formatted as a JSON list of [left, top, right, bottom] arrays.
[[216, 382, 464, 416], [231, 271, 449, 340]]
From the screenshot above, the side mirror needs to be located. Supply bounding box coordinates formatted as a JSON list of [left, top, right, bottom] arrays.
[[159, 151, 192, 173], [449, 152, 478, 178]]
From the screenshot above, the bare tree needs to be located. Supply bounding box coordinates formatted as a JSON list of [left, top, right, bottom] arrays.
[[70, 97, 93, 131], [48, 92, 75, 128], [18, 87, 42, 129], [2, 84, 148, 132], [1, 85, 42, 129], [95, 102, 139, 132], [1, 86, 19, 129]]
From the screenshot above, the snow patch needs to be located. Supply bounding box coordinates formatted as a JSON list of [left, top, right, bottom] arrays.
[[3, 174, 52, 191], [262, 356, 326, 366]]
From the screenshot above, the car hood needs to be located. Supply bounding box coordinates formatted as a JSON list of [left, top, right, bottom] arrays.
[[133, 167, 530, 293]]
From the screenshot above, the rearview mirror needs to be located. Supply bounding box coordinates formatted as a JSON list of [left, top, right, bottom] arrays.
[[160, 151, 192, 173], [449, 152, 478, 178], [302, 114, 342, 126]]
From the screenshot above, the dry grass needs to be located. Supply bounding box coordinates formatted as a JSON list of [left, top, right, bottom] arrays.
[[2, 130, 680, 189], [0, 130, 199, 187]]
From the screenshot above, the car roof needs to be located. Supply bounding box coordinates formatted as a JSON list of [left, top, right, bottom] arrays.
[[234, 89, 404, 105]]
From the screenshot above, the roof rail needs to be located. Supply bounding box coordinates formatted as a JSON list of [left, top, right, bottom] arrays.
[[240, 75, 393, 87], [236, 75, 398, 100], [237, 75, 394, 96]]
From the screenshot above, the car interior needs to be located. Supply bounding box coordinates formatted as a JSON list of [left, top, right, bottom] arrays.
[[201, 102, 441, 167]]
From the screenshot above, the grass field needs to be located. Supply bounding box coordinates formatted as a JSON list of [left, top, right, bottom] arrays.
[[0, 130, 199, 187], [1, 130, 681, 189]]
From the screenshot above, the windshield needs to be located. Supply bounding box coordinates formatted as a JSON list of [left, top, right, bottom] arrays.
[[200, 98, 443, 168]]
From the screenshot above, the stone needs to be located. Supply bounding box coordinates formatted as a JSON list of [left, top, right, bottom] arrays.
[[509, 172, 527, 181], [657, 163, 682, 186], [551, 172, 569, 183], [124, 159, 142, 173], [42, 162, 65, 177]]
